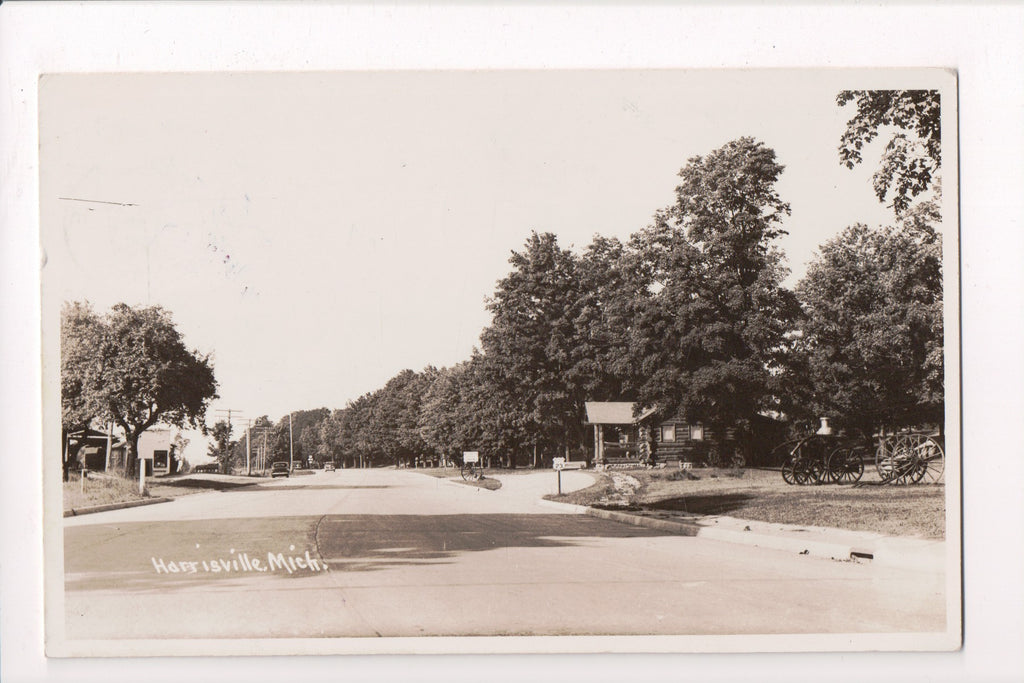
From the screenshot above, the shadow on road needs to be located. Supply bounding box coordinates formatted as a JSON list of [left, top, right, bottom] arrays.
[[64, 513, 675, 592], [257, 485, 396, 492], [150, 478, 260, 491]]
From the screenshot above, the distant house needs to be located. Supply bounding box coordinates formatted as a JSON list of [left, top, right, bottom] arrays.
[[584, 402, 658, 466], [68, 427, 175, 476], [138, 429, 173, 476], [584, 401, 787, 467], [64, 427, 116, 472]]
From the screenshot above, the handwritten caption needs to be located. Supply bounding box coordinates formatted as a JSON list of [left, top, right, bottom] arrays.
[[151, 545, 328, 575]]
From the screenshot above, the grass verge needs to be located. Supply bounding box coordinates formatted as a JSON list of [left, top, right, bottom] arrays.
[[63, 472, 261, 512], [414, 468, 503, 490], [548, 467, 946, 539]]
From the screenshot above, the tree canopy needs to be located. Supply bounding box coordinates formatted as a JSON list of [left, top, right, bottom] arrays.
[[837, 89, 941, 215], [792, 212, 943, 432], [60, 302, 218, 476], [629, 138, 800, 437]]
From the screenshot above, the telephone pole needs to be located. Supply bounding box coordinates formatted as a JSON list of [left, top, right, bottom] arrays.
[[214, 409, 244, 474]]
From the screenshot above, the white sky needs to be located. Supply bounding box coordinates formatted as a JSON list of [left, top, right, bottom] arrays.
[[41, 70, 943, 424]]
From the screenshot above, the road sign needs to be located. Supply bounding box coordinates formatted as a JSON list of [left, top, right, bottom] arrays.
[[554, 458, 583, 471], [462, 451, 479, 464]]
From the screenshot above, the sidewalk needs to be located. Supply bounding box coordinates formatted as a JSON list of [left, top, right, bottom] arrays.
[[491, 471, 947, 573]]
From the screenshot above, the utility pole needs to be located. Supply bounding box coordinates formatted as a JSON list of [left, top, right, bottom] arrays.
[[214, 409, 244, 474], [242, 419, 252, 476], [289, 412, 294, 471]]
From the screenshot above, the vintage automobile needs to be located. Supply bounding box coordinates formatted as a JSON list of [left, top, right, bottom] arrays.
[[270, 461, 290, 478], [324, 462, 335, 472]]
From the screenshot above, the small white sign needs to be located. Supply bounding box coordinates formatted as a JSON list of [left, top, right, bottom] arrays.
[[462, 451, 479, 464], [553, 457, 566, 470]]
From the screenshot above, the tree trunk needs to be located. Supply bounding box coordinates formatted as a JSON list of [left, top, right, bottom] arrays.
[[125, 432, 141, 478]]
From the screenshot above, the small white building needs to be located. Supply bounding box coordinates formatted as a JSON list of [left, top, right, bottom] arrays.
[[137, 429, 172, 476]]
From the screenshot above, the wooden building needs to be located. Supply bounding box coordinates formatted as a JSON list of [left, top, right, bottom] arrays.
[[584, 401, 787, 467]]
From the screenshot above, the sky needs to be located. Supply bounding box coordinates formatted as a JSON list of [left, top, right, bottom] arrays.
[[40, 69, 951, 444]]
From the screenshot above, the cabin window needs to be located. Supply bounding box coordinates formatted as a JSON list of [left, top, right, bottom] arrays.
[[689, 425, 704, 441], [660, 425, 676, 442], [153, 450, 168, 468]]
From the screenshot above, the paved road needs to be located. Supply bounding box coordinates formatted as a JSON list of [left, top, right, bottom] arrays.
[[61, 468, 947, 644]]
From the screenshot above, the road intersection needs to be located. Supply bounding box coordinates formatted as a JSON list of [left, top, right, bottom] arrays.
[[59, 468, 949, 649]]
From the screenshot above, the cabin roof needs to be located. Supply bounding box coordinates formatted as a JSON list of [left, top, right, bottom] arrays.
[[584, 402, 658, 425]]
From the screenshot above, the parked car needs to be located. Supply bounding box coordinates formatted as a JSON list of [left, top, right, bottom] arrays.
[[271, 461, 290, 478], [324, 462, 335, 472]]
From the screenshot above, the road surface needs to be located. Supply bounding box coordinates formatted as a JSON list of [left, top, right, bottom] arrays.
[[60, 468, 947, 646]]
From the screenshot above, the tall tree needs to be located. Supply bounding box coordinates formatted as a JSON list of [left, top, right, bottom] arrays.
[[480, 232, 590, 458], [837, 89, 941, 215], [365, 368, 440, 467], [60, 301, 102, 480], [61, 302, 218, 477], [571, 235, 645, 405], [630, 138, 800, 444], [793, 215, 943, 433], [419, 355, 530, 467]]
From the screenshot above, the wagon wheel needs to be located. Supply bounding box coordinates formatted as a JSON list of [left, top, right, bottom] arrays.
[[807, 455, 829, 485], [875, 435, 900, 482], [827, 446, 864, 484], [904, 433, 945, 484], [883, 434, 923, 485], [781, 457, 798, 485], [788, 438, 826, 485], [843, 446, 866, 484], [460, 463, 481, 482]]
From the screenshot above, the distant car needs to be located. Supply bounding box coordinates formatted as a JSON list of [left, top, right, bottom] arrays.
[[324, 462, 335, 472], [271, 462, 290, 478]]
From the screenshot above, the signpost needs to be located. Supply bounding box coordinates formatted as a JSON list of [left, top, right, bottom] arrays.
[[552, 457, 584, 494], [462, 451, 479, 464], [138, 452, 153, 495]]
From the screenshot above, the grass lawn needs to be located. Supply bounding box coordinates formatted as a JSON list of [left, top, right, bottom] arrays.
[[63, 471, 262, 512], [550, 466, 946, 539], [414, 467, 503, 490]]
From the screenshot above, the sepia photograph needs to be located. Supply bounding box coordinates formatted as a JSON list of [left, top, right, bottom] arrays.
[[38, 68, 961, 657]]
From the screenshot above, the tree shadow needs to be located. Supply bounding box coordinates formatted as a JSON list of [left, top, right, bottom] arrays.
[[252, 484, 397, 492], [149, 478, 260, 492], [643, 493, 756, 516], [64, 513, 674, 593]]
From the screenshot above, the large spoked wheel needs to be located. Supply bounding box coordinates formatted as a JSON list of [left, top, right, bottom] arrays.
[[827, 446, 865, 484], [460, 463, 481, 482], [791, 438, 829, 485], [781, 458, 798, 485], [877, 433, 944, 485], [875, 436, 898, 482], [879, 434, 912, 484], [906, 434, 945, 484]]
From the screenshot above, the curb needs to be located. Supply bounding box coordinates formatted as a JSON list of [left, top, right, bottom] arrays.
[[536, 498, 589, 514], [63, 496, 173, 518], [409, 471, 500, 493], [539, 501, 942, 570], [584, 506, 857, 560], [585, 507, 701, 537]]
